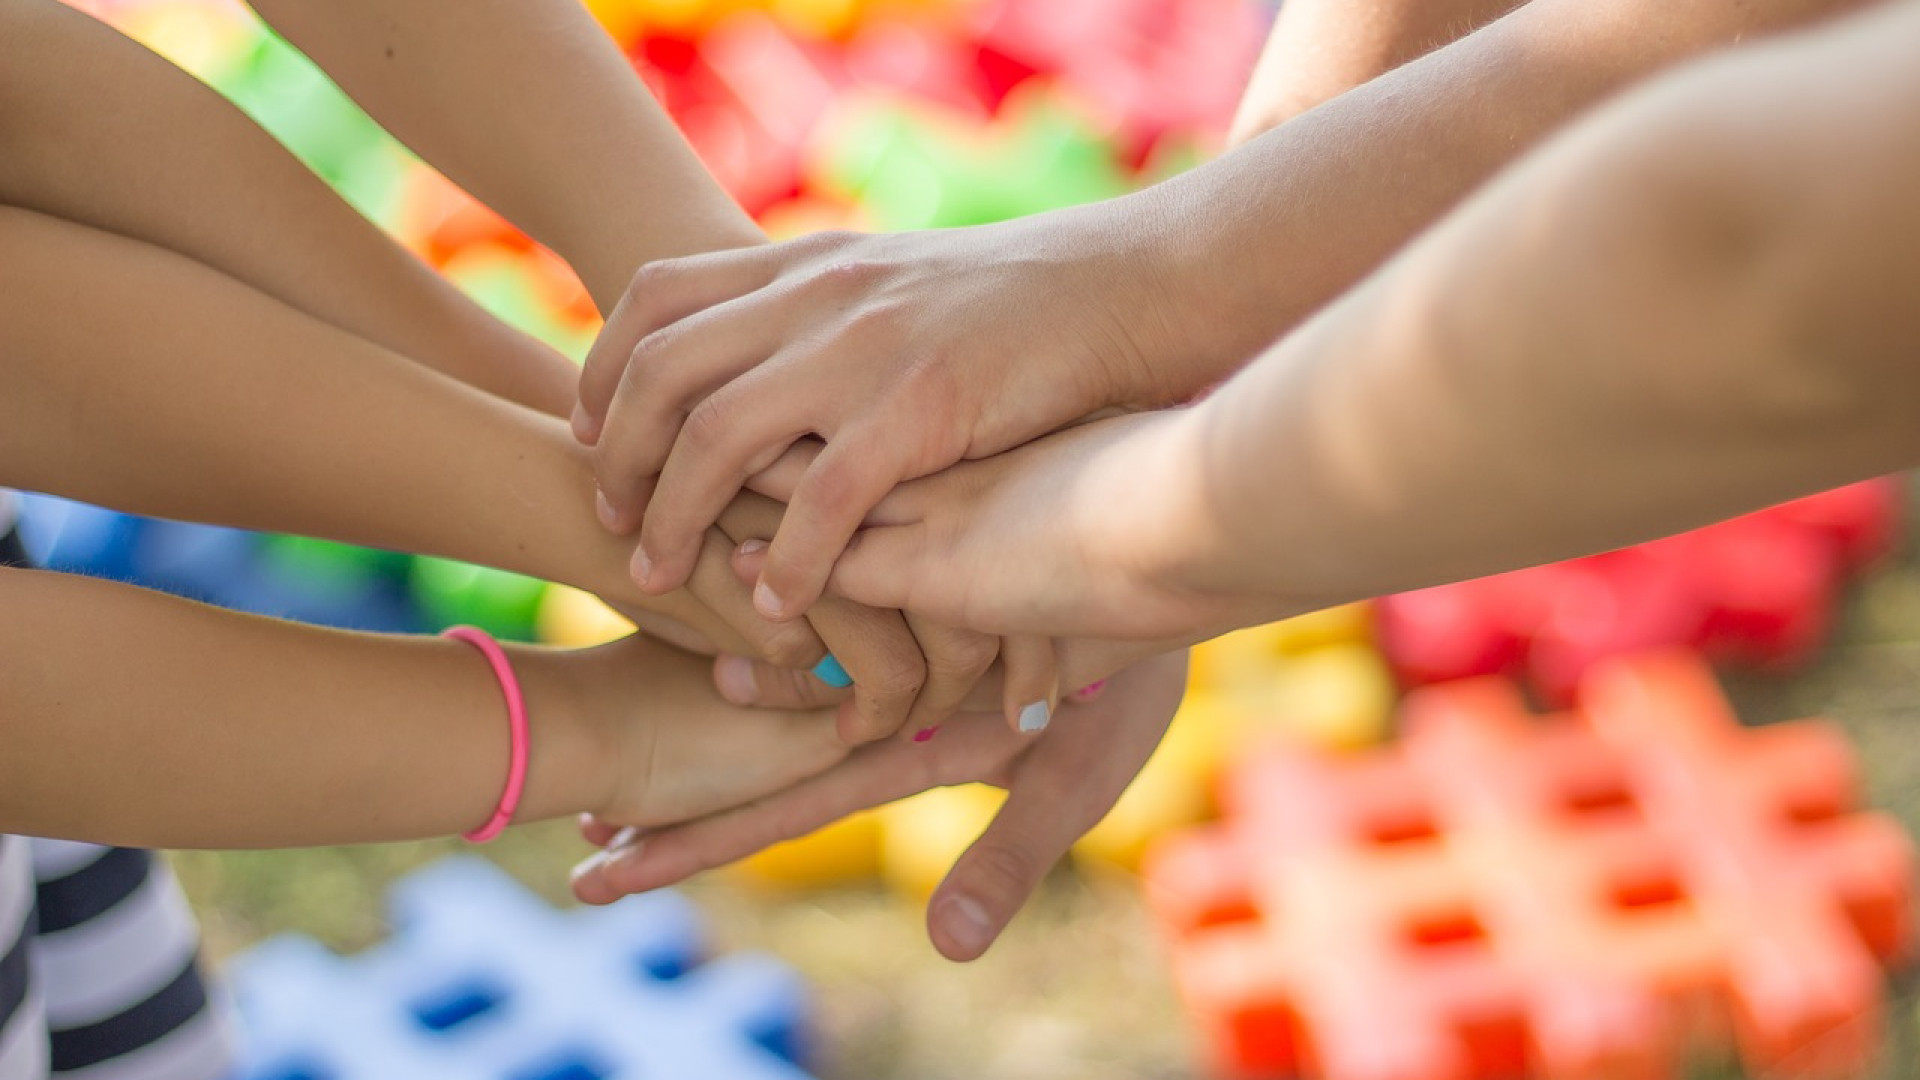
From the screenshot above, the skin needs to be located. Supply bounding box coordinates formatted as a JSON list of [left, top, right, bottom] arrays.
[[810, 0, 1920, 646], [0, 564, 849, 848], [572, 0, 1876, 628]]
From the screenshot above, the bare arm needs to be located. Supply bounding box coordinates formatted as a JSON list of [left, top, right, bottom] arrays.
[[0, 566, 844, 849], [823, 0, 1920, 641], [0, 0, 575, 416], [1230, 0, 1525, 144], [244, 0, 762, 312], [568, 0, 1875, 625]]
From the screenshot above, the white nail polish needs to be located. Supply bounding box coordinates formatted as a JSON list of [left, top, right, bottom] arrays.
[[1017, 700, 1051, 733]]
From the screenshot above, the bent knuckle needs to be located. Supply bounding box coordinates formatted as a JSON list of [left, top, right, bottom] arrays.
[[681, 394, 738, 455]]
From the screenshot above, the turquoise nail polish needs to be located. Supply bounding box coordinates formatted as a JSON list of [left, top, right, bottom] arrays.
[[812, 654, 853, 688]]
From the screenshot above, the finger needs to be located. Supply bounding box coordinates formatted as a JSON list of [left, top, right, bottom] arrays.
[[587, 297, 791, 538], [805, 597, 927, 744], [711, 652, 853, 709], [579, 814, 625, 847], [575, 246, 778, 444], [571, 712, 1019, 903], [1000, 635, 1061, 735], [929, 660, 1184, 960], [754, 429, 909, 622], [900, 616, 999, 740], [743, 438, 824, 505], [825, 520, 933, 614], [684, 526, 826, 671], [629, 366, 816, 595]]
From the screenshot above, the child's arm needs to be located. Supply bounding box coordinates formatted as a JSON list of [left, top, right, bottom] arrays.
[[242, 0, 762, 314], [0, 0, 575, 417], [823, 0, 1920, 642], [572, 0, 1871, 624], [1229, 0, 1523, 144], [0, 204, 816, 661], [0, 566, 845, 849]]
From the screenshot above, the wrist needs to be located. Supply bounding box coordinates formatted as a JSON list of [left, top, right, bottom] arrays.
[[504, 645, 619, 824]]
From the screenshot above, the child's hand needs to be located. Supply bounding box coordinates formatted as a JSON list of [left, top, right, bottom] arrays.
[[573, 212, 1213, 625], [558, 635, 850, 830], [808, 410, 1278, 643], [569, 650, 1188, 961]]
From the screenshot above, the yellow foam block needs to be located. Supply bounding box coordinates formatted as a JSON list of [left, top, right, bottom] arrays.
[[1072, 698, 1233, 870], [535, 585, 636, 648], [1265, 643, 1396, 751], [878, 785, 1006, 900], [731, 809, 884, 889], [1187, 604, 1374, 695]]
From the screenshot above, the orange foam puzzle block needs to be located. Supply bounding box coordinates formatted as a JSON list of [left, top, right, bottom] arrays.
[[1379, 480, 1900, 704], [1146, 650, 1913, 1080]]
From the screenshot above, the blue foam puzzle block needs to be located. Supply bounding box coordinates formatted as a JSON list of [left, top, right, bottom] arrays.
[[224, 858, 818, 1080]]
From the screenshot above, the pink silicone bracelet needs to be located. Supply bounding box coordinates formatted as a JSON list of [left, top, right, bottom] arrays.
[[443, 625, 529, 844]]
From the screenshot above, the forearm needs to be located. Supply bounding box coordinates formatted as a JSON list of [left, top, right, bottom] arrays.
[[0, 0, 574, 415], [0, 566, 607, 848], [248, 0, 762, 311], [1132, 0, 1875, 388], [1170, 2, 1920, 611], [0, 208, 746, 651], [1230, 0, 1523, 144]]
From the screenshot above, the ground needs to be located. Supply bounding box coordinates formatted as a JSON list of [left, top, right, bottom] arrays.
[[172, 478, 1920, 1080]]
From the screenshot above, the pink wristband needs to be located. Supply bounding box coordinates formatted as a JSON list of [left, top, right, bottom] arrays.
[[443, 625, 529, 844]]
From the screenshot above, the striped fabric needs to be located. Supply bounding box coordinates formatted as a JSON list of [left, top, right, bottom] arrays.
[[0, 516, 234, 1080]]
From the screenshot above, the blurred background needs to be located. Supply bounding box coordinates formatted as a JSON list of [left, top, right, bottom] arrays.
[[32, 0, 1920, 1077]]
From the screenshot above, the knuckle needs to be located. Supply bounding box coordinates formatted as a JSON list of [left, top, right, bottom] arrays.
[[818, 258, 887, 292], [930, 635, 998, 683], [627, 258, 680, 303], [759, 626, 823, 671], [681, 394, 737, 455], [963, 841, 1043, 900], [801, 454, 872, 519]]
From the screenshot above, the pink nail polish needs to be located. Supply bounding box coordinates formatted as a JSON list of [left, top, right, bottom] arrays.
[[913, 726, 940, 743], [1071, 680, 1108, 703]]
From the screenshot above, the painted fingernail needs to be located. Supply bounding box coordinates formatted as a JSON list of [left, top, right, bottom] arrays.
[[607, 838, 648, 875], [937, 894, 995, 956], [570, 847, 612, 885], [812, 654, 853, 688], [1017, 700, 1051, 733], [630, 544, 654, 588], [913, 726, 940, 743], [1071, 680, 1108, 704], [596, 488, 620, 531], [754, 580, 786, 619], [716, 654, 759, 703], [738, 538, 769, 558]]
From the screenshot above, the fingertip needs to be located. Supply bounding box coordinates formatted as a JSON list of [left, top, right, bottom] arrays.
[[714, 653, 760, 704], [929, 892, 999, 962], [571, 401, 602, 445]]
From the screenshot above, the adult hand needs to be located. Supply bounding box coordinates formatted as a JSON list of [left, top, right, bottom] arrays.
[[573, 206, 1218, 625], [571, 650, 1188, 961]]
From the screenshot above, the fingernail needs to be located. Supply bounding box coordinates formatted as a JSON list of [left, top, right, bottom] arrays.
[[937, 894, 996, 956], [754, 580, 785, 619], [571, 402, 599, 443], [630, 544, 654, 588], [596, 488, 620, 531], [607, 838, 648, 875], [716, 654, 759, 703], [738, 538, 769, 558], [913, 726, 940, 743], [570, 847, 612, 884], [1071, 680, 1107, 703], [811, 654, 853, 688], [1017, 700, 1051, 733]]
